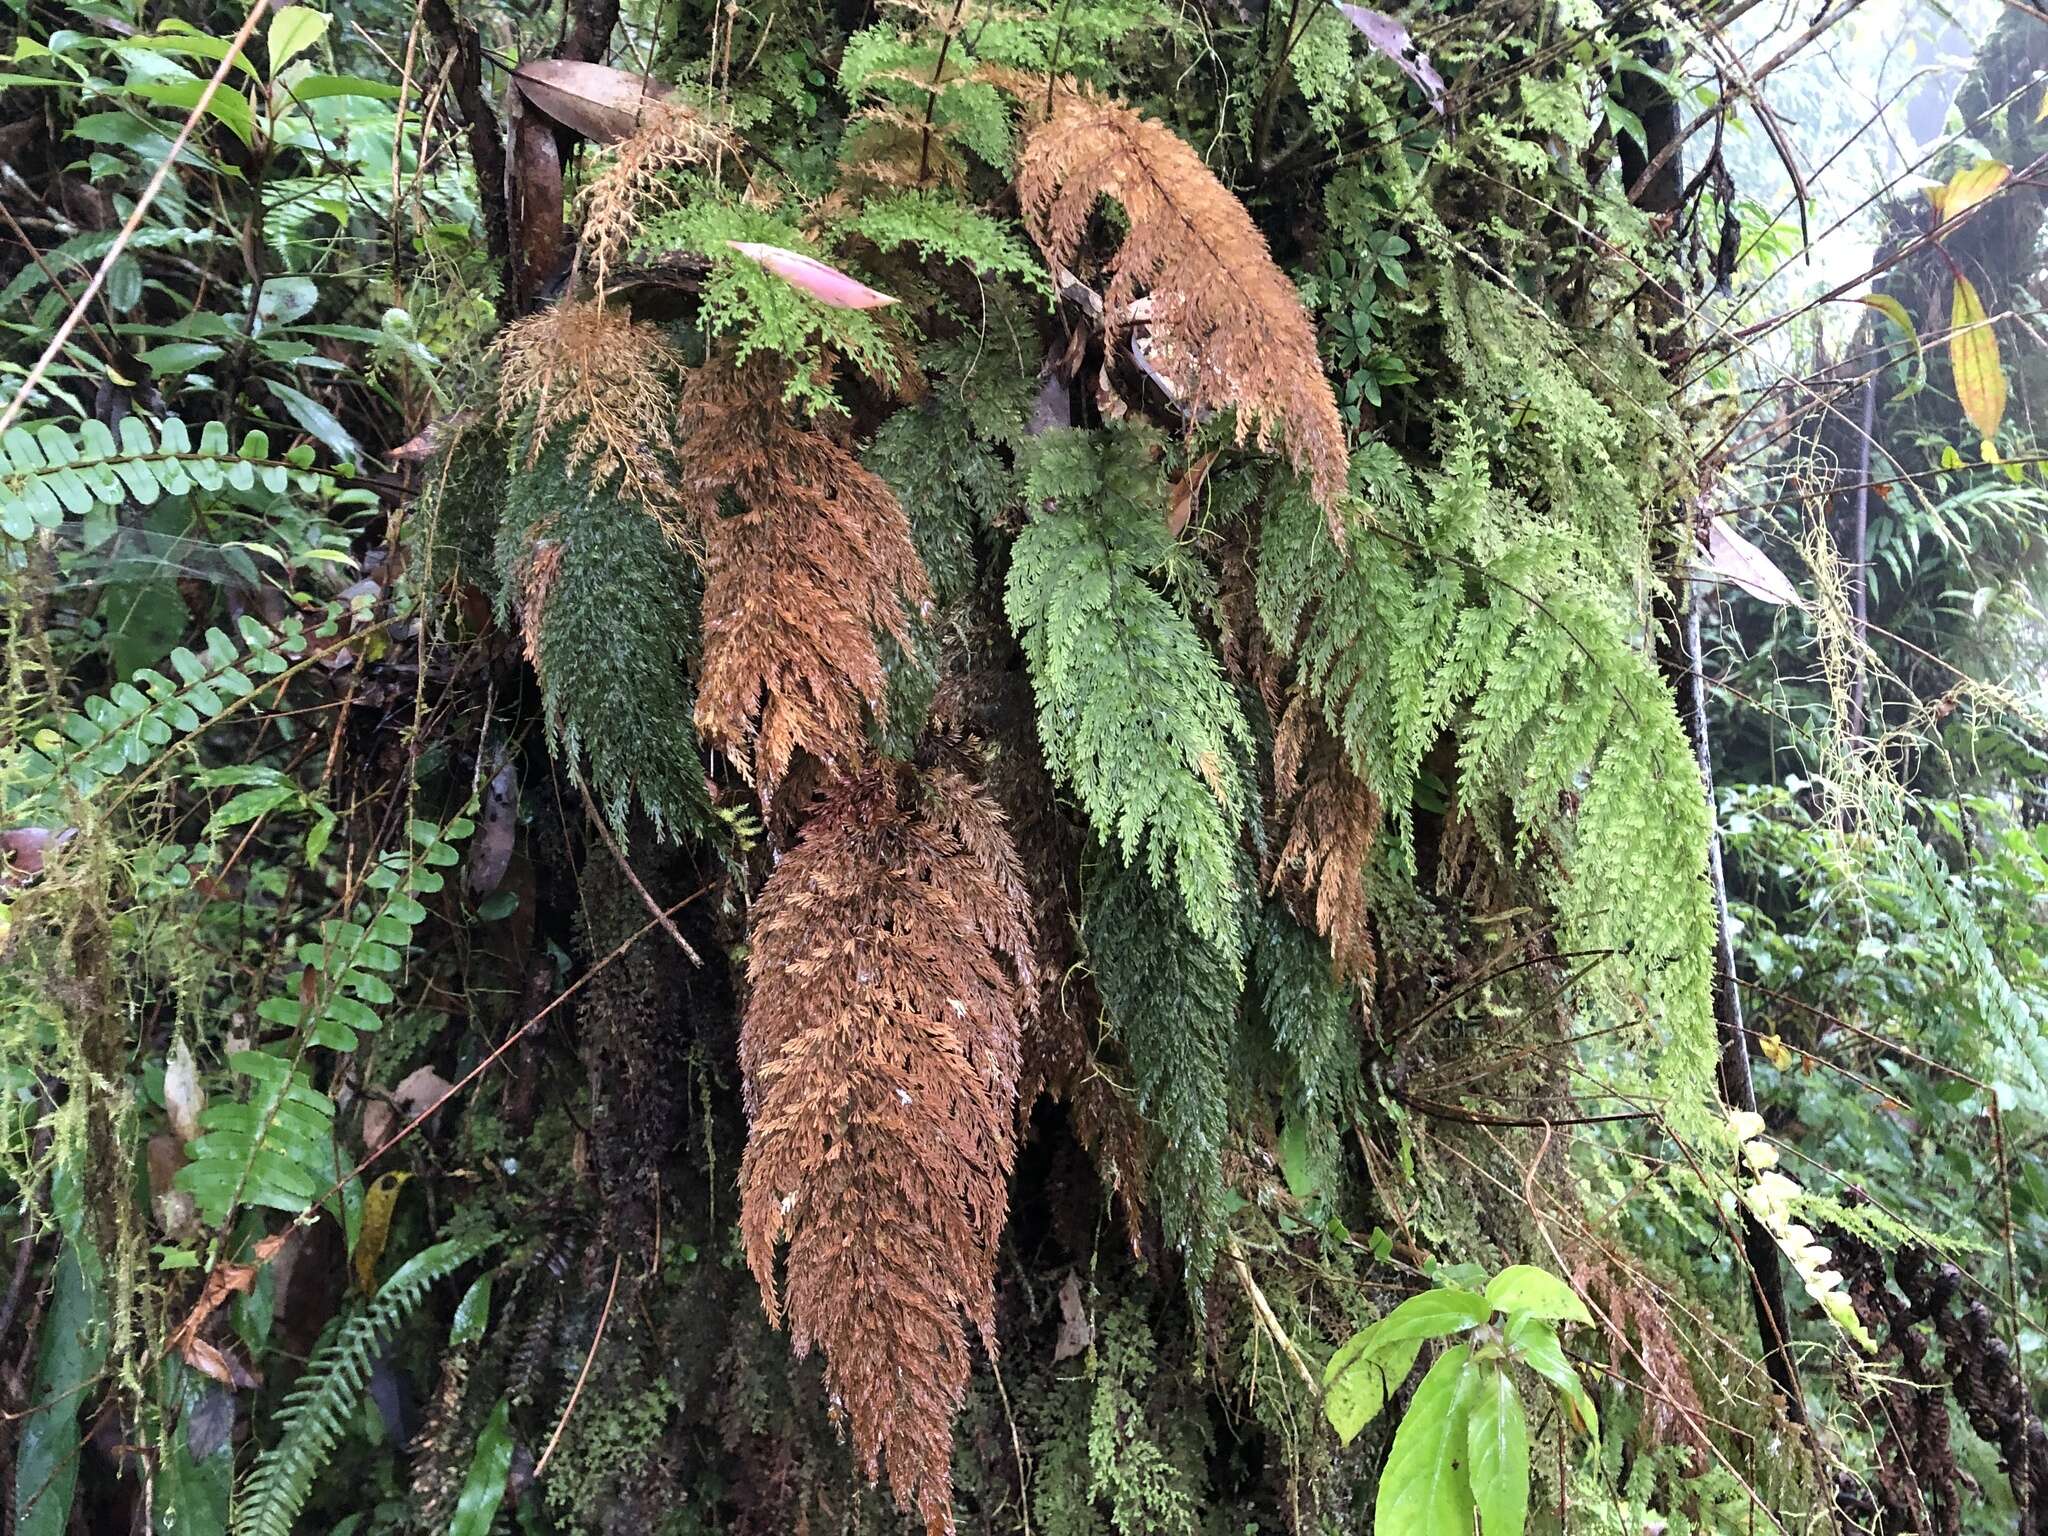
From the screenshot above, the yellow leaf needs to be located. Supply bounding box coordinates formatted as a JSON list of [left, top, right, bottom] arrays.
[[352, 1170, 412, 1293], [1949, 275, 2006, 443], [1758, 1033, 1794, 1070], [2037, 84, 2047, 123], [1929, 159, 2008, 224]]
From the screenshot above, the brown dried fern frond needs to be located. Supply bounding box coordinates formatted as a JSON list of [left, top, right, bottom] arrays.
[[1015, 86, 1349, 521], [1272, 691, 1380, 990], [675, 356, 930, 792], [739, 762, 1032, 1535], [579, 102, 734, 294], [497, 300, 686, 525]]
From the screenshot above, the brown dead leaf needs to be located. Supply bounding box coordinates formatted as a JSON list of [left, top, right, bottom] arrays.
[[1166, 451, 1216, 538], [1053, 1270, 1093, 1362], [181, 1335, 260, 1390], [511, 59, 673, 145]]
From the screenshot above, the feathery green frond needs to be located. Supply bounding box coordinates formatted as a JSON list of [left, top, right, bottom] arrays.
[[1084, 851, 1245, 1290], [1009, 427, 1254, 960]]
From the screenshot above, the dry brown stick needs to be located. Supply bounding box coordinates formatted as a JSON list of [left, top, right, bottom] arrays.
[[1226, 1238, 1318, 1395], [534, 1252, 624, 1478], [578, 784, 702, 965]]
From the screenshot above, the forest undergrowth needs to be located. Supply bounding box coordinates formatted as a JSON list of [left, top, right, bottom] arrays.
[[0, 0, 2045, 1531]]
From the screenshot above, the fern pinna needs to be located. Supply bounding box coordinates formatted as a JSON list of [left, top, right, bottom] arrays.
[[738, 760, 1032, 1533]]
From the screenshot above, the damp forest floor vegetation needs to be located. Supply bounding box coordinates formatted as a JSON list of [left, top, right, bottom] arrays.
[[0, 0, 2045, 1532]]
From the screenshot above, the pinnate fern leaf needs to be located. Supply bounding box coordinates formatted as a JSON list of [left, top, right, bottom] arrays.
[[1008, 427, 1253, 962], [234, 1234, 495, 1536]]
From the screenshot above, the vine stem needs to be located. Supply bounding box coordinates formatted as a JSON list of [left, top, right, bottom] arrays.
[[0, 0, 268, 436], [534, 1253, 624, 1478]]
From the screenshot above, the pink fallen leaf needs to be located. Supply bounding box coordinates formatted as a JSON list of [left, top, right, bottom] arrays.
[[1696, 516, 1803, 608], [1332, 3, 1445, 113], [725, 241, 897, 309]]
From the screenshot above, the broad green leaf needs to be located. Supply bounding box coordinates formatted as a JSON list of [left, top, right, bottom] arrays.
[[1484, 1265, 1591, 1324], [266, 7, 329, 75], [130, 79, 256, 148], [448, 1396, 515, 1536], [1325, 1333, 1423, 1442], [1948, 275, 2005, 446], [1467, 1364, 1529, 1536], [1855, 293, 1924, 401], [15, 1169, 106, 1536], [1504, 1315, 1598, 1440], [449, 1272, 494, 1347], [1351, 1288, 1491, 1356], [267, 380, 360, 464], [1373, 1344, 1478, 1536]]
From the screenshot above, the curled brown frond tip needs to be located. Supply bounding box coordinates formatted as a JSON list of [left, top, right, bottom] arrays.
[[739, 762, 1032, 1535], [496, 300, 687, 525], [1017, 86, 1350, 521], [580, 102, 734, 293]]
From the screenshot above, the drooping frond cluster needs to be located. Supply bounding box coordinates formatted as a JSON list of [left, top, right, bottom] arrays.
[[578, 102, 734, 293], [1015, 86, 1349, 518], [496, 300, 687, 524], [1007, 426, 1254, 962], [1257, 430, 1717, 1079], [499, 433, 712, 839], [674, 355, 931, 791], [738, 762, 1032, 1533]]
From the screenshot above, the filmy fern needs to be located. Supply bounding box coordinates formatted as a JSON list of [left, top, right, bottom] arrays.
[[235, 1234, 495, 1536], [500, 432, 713, 841], [1009, 427, 1254, 962], [0, 416, 331, 540]]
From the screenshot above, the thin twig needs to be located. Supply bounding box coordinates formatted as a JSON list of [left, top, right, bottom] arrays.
[[578, 785, 702, 965], [534, 1252, 624, 1478], [1226, 1238, 1319, 1395]]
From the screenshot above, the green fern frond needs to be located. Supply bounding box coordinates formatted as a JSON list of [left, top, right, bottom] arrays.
[[843, 192, 1047, 286], [7, 611, 313, 811], [500, 433, 713, 844], [1009, 427, 1254, 961], [1084, 851, 1245, 1291], [176, 811, 473, 1226], [0, 416, 332, 541], [235, 1234, 496, 1536], [176, 1048, 340, 1226], [1258, 428, 1717, 1070], [638, 193, 901, 409]]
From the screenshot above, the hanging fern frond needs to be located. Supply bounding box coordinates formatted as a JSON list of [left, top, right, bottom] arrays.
[[501, 432, 714, 841], [675, 354, 930, 795], [1007, 426, 1253, 964], [739, 761, 1032, 1534], [1083, 849, 1245, 1294], [235, 1234, 496, 1536], [1013, 84, 1349, 520], [0, 416, 333, 540], [1257, 434, 1717, 1075]]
